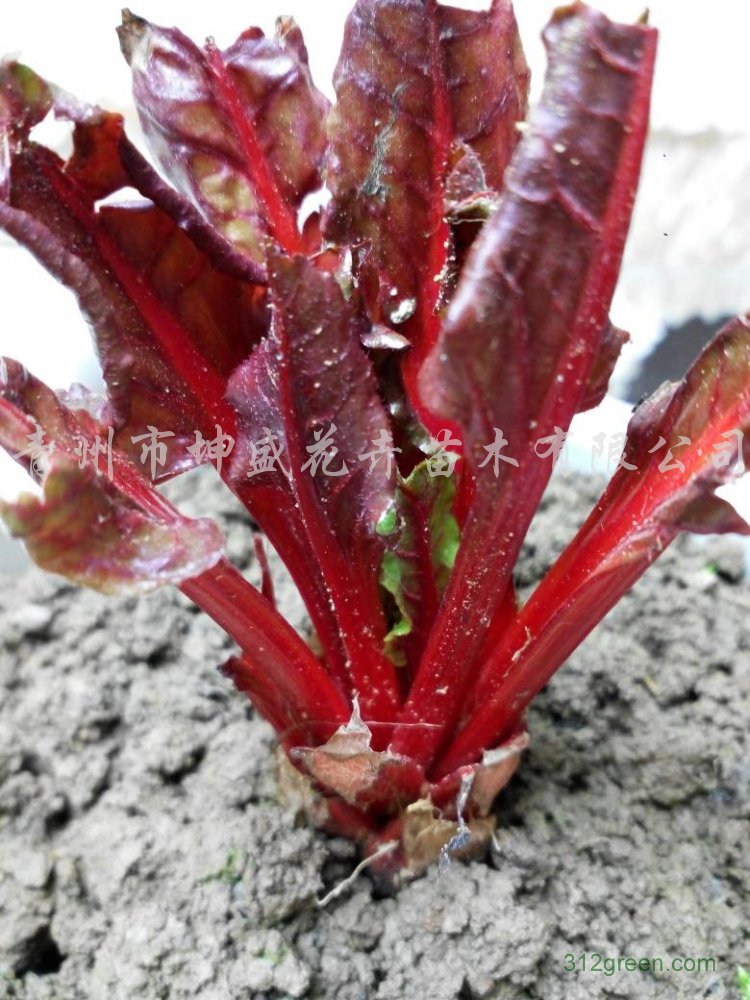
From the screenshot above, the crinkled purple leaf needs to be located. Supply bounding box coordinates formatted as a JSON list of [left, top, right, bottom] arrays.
[[228, 252, 402, 724], [0, 61, 267, 479], [0, 455, 223, 595], [0, 357, 193, 516], [118, 10, 329, 264], [392, 3, 658, 766], [438, 0, 530, 191], [0, 360, 223, 593], [324, 0, 528, 379], [0, 358, 349, 733], [438, 315, 750, 775]]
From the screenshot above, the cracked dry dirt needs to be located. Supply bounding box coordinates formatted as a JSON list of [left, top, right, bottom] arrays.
[[0, 472, 748, 999]]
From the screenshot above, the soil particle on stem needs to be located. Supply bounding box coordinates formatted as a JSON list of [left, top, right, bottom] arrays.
[[0, 471, 747, 999]]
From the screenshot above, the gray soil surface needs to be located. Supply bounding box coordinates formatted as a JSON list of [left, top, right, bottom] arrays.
[[0, 471, 748, 999]]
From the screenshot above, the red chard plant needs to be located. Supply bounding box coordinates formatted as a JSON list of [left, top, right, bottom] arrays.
[[1, 0, 748, 877]]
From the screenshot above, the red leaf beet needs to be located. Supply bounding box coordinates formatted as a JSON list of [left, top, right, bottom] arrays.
[[1, 2, 747, 876]]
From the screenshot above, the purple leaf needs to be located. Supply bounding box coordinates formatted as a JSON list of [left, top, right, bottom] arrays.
[[119, 11, 329, 264], [392, 3, 658, 766], [579, 322, 630, 413], [1, 455, 223, 594], [438, 314, 750, 775], [0, 61, 266, 479], [0, 360, 223, 593], [228, 252, 402, 724], [324, 0, 528, 386]]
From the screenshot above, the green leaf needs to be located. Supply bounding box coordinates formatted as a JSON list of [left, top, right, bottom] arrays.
[[428, 468, 460, 588], [380, 549, 415, 667], [379, 462, 460, 668], [738, 966, 750, 1000]]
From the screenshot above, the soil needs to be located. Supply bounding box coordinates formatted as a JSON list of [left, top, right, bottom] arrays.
[[0, 471, 748, 1000]]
